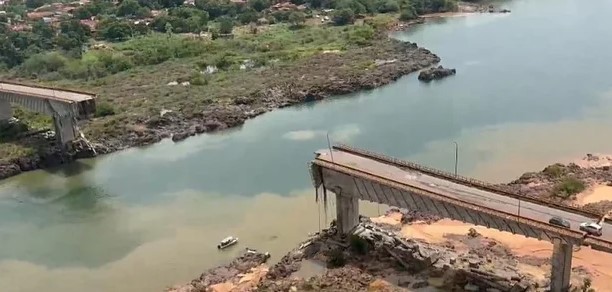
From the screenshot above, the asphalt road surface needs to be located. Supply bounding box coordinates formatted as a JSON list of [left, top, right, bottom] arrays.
[[315, 149, 612, 243]]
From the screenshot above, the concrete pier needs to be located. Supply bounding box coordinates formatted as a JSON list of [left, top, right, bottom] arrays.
[[0, 81, 96, 145], [52, 115, 79, 145], [0, 99, 11, 120], [550, 238, 573, 292], [335, 192, 359, 234]]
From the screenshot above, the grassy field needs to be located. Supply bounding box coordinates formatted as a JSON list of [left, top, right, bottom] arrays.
[[1, 16, 405, 162]]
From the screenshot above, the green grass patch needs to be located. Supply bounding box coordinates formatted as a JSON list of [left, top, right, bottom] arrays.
[[1, 21, 401, 162], [552, 177, 586, 199], [542, 164, 565, 178]]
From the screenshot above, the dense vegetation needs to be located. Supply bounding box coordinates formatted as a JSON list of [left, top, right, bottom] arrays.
[[0, 0, 457, 72], [0, 18, 404, 160], [0, 0, 455, 161]]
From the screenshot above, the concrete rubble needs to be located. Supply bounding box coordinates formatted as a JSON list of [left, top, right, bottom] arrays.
[[167, 210, 596, 291]]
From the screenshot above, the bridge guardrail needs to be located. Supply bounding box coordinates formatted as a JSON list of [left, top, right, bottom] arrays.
[[312, 159, 612, 250], [0, 80, 96, 96], [331, 144, 611, 224]]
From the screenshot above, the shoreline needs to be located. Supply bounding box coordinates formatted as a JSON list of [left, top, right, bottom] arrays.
[[166, 154, 612, 290], [168, 213, 597, 291], [0, 2, 511, 181], [0, 40, 441, 181]]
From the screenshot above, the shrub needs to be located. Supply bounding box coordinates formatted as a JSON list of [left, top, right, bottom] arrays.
[[347, 25, 375, 46], [288, 11, 306, 28], [543, 164, 565, 178], [218, 16, 234, 34], [190, 72, 208, 85], [213, 54, 234, 69], [95, 102, 116, 117], [0, 120, 29, 141], [96, 52, 133, 74], [552, 177, 586, 198], [399, 7, 417, 21], [20, 52, 67, 76], [332, 8, 355, 26], [376, 0, 399, 13]]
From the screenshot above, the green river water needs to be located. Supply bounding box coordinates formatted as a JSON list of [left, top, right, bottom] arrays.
[[2, 0, 612, 290]]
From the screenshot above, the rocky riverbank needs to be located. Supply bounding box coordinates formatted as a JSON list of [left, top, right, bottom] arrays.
[[498, 153, 612, 213], [0, 39, 440, 180], [0, 0, 516, 181], [168, 212, 594, 292]]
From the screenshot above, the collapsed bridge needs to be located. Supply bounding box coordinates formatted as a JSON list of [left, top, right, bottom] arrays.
[[310, 144, 612, 292], [0, 81, 96, 145]]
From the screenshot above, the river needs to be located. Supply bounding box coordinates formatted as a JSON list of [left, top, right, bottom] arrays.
[[2, 0, 612, 290]]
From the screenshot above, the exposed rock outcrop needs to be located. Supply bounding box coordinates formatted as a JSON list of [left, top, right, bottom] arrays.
[[166, 250, 271, 292], [418, 65, 456, 81], [173, 220, 558, 292]]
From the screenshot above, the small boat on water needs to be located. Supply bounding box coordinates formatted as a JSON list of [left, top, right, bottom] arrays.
[[217, 236, 238, 249]]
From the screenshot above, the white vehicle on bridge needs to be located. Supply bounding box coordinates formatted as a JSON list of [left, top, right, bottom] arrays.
[[580, 222, 603, 237]]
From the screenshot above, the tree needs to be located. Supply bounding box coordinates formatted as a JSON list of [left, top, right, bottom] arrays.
[[238, 8, 258, 24], [151, 11, 208, 33], [32, 21, 55, 50], [55, 20, 91, 52], [288, 11, 305, 27], [117, 0, 143, 17], [336, 0, 366, 14], [135, 6, 152, 18], [98, 19, 133, 41], [376, 0, 399, 13], [0, 36, 23, 68], [138, 0, 160, 9], [399, 6, 417, 20], [73, 6, 94, 19], [159, 0, 184, 8], [195, 0, 237, 19], [218, 16, 234, 34], [248, 0, 269, 12], [169, 6, 209, 23], [332, 8, 355, 25], [25, 0, 47, 9]]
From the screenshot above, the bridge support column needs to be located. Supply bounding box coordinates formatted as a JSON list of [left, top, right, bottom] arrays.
[[336, 193, 359, 234], [0, 99, 11, 120], [550, 238, 573, 292], [53, 115, 78, 145]]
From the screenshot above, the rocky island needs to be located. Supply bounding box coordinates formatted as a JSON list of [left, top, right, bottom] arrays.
[[418, 66, 457, 82]]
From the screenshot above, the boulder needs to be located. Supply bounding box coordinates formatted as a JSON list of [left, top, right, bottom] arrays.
[[0, 163, 21, 179], [418, 66, 457, 82]]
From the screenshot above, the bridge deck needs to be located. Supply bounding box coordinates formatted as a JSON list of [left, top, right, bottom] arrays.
[[314, 148, 612, 245], [0, 81, 95, 103], [0, 81, 96, 119]]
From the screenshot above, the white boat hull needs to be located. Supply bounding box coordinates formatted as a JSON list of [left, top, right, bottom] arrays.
[[217, 239, 238, 249]]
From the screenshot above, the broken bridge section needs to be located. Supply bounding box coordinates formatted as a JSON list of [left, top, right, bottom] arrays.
[[0, 81, 96, 145], [310, 145, 612, 292]]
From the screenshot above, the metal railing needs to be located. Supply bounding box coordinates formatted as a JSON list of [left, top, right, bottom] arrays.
[[312, 159, 612, 250], [332, 144, 609, 222]]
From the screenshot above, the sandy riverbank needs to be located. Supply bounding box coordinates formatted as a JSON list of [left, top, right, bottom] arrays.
[[378, 217, 612, 290], [577, 185, 612, 205]]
